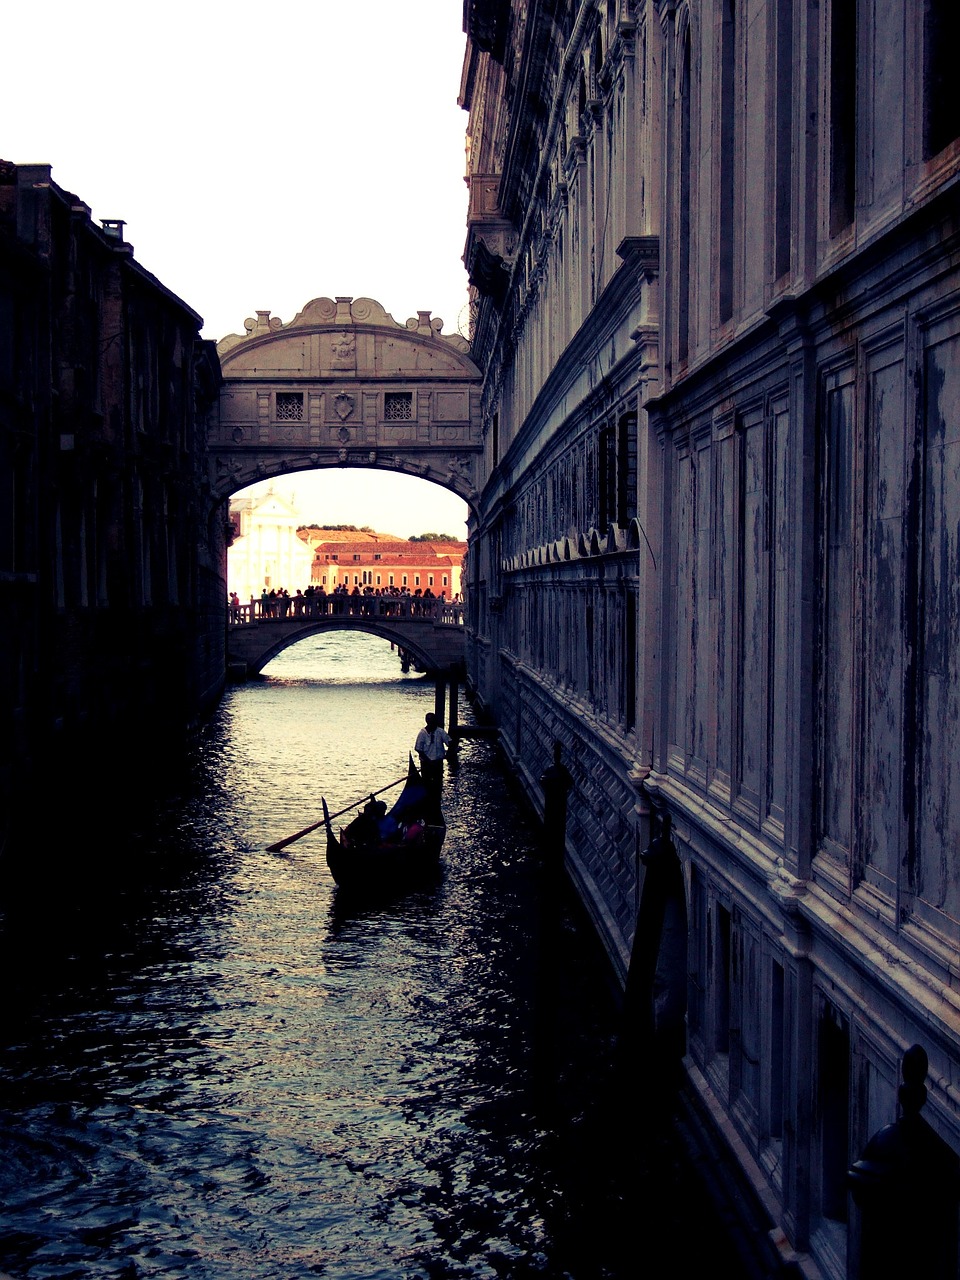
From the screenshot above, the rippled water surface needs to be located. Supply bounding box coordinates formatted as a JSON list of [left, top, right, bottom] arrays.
[[0, 634, 733, 1279]]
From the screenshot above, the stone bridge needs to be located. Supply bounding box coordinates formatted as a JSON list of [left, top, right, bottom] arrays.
[[208, 296, 483, 508], [226, 603, 466, 680]]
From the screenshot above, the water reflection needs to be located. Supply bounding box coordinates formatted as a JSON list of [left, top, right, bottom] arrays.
[[0, 634, 735, 1278]]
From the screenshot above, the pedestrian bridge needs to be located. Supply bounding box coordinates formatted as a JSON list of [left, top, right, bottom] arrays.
[[226, 598, 466, 678]]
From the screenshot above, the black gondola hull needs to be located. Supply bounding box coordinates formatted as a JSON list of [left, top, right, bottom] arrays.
[[322, 757, 446, 893]]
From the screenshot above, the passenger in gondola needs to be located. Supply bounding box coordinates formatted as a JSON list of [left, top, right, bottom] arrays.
[[344, 799, 384, 847]]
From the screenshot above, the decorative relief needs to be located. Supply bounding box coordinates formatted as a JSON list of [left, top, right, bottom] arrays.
[[334, 392, 355, 421], [337, 426, 351, 444], [332, 334, 355, 365], [435, 391, 467, 420]]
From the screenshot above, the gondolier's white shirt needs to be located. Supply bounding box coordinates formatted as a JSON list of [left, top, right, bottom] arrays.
[[415, 726, 451, 761]]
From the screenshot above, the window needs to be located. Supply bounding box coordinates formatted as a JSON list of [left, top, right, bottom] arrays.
[[819, 370, 856, 859], [924, 1, 960, 158], [598, 414, 637, 527], [384, 392, 413, 420], [774, 0, 794, 277], [718, 0, 736, 322], [276, 392, 304, 421], [714, 904, 732, 1055], [829, 0, 856, 236], [769, 962, 785, 1142], [818, 1007, 850, 1224], [678, 26, 692, 358]]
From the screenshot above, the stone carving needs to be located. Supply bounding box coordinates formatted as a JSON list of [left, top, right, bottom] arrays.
[[334, 393, 355, 421], [332, 334, 355, 364]]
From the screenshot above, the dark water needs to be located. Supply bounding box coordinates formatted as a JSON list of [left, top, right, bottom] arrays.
[[0, 635, 736, 1279]]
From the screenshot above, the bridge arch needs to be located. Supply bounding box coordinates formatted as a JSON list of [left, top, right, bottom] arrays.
[[226, 613, 466, 679], [209, 297, 483, 510]]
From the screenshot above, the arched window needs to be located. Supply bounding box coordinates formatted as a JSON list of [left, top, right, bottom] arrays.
[[718, 0, 736, 322], [774, 0, 794, 277], [678, 21, 692, 360], [828, 0, 856, 236]]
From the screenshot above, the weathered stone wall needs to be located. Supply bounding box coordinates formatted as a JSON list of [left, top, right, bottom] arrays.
[[460, 3, 960, 1277]]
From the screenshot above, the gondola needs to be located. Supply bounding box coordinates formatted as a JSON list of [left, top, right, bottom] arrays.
[[322, 755, 446, 892]]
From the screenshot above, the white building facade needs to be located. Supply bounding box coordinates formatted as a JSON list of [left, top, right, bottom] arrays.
[[227, 489, 313, 605], [461, 2, 960, 1276]]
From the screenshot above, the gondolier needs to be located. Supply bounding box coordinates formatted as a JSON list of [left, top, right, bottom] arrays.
[[415, 713, 451, 791]]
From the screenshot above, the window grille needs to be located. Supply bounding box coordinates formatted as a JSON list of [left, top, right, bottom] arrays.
[[276, 392, 304, 421], [384, 392, 413, 420]]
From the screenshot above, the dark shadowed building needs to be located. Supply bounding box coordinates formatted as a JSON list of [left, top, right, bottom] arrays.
[[0, 160, 224, 862]]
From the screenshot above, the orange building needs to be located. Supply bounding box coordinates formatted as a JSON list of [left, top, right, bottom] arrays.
[[304, 529, 465, 599]]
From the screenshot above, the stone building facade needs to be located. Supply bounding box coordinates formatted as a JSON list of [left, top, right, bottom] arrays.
[[460, 3, 960, 1276], [227, 488, 315, 604], [0, 162, 224, 861], [309, 533, 464, 599]]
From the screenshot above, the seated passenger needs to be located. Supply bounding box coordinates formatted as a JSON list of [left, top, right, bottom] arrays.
[[345, 799, 383, 847]]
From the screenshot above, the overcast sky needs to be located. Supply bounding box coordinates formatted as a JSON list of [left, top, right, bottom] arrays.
[[6, 1, 471, 537]]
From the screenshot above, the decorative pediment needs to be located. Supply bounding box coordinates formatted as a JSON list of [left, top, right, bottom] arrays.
[[216, 297, 476, 378]]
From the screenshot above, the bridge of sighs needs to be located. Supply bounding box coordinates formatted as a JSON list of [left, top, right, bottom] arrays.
[[208, 296, 483, 507]]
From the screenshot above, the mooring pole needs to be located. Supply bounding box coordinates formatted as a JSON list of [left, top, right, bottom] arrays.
[[433, 674, 446, 724], [849, 1044, 960, 1278], [445, 672, 459, 761], [539, 740, 572, 872]]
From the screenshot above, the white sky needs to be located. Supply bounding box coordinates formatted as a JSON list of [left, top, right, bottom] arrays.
[[6, 1, 472, 537]]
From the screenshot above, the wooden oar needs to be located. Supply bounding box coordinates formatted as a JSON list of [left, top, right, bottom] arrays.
[[265, 774, 408, 852]]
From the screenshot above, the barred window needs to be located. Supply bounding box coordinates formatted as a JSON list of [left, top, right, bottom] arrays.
[[276, 392, 304, 421], [384, 392, 413, 420]]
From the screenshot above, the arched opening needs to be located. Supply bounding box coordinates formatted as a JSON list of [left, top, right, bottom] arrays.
[[226, 467, 469, 613], [621, 811, 689, 1091]]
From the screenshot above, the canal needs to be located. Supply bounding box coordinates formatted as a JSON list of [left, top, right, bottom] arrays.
[[0, 634, 740, 1279]]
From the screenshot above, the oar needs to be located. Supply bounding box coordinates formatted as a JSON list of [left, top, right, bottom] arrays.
[[265, 774, 408, 852]]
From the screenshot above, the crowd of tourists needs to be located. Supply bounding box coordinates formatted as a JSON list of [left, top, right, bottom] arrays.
[[228, 583, 459, 623]]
